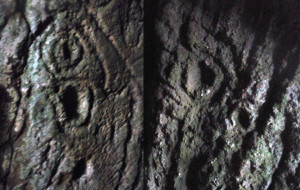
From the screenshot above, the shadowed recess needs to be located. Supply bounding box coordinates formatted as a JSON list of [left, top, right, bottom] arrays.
[[238, 108, 251, 130], [62, 86, 79, 120], [0, 86, 12, 135], [199, 62, 216, 87], [72, 159, 86, 180]]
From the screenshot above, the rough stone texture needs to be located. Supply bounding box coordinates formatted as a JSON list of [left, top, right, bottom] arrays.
[[0, 0, 143, 189], [146, 0, 300, 189]]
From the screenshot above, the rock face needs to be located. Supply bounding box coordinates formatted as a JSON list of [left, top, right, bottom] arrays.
[[1, 0, 300, 189], [145, 0, 300, 189], [0, 0, 143, 189]]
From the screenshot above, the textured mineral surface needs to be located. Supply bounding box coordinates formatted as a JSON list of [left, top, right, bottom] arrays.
[[0, 0, 143, 189], [145, 0, 300, 189], [1, 0, 300, 189]]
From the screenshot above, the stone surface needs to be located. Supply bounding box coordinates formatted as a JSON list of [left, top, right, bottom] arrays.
[[1, 0, 300, 189], [145, 0, 300, 189], [0, 0, 143, 189]]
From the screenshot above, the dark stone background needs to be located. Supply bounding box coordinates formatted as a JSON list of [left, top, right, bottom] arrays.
[[0, 0, 143, 189], [1, 0, 299, 189], [145, 0, 300, 189]]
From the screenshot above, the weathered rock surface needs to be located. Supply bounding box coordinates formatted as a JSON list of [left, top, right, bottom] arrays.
[[0, 0, 143, 189], [1, 0, 300, 189], [145, 0, 300, 189]]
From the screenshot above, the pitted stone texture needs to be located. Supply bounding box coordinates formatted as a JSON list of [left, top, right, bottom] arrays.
[[0, 0, 143, 189], [146, 0, 300, 189]]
